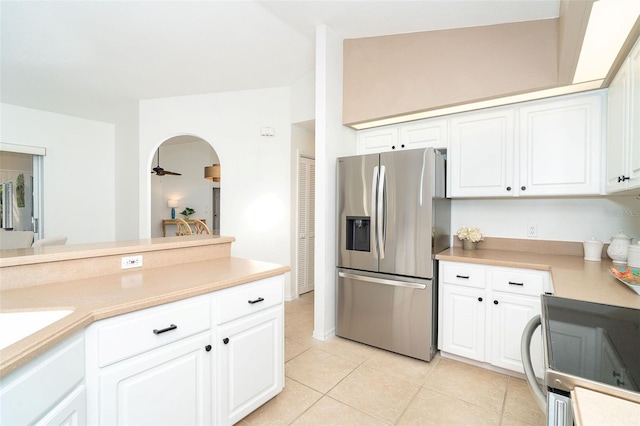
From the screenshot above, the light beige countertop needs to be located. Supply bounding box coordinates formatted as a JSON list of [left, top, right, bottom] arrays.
[[572, 387, 640, 426], [0, 236, 289, 378], [436, 246, 640, 310]]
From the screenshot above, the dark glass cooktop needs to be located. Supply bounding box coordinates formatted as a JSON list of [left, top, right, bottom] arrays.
[[542, 295, 640, 392]]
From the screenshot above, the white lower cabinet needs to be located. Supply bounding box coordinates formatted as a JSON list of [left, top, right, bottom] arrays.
[[441, 284, 486, 362], [439, 261, 548, 378], [96, 332, 212, 425], [35, 385, 86, 426], [84, 274, 285, 426], [85, 294, 214, 425], [214, 275, 285, 425], [216, 306, 283, 425], [0, 333, 85, 426], [489, 291, 542, 375]]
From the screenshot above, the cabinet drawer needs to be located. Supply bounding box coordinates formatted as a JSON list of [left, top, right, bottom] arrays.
[[492, 270, 544, 296], [95, 297, 210, 367], [442, 263, 486, 289], [214, 276, 284, 325]]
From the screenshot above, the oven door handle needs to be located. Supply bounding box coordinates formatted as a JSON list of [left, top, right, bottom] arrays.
[[521, 315, 546, 412]]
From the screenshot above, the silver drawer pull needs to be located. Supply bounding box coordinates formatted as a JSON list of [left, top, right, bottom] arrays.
[[153, 324, 177, 335], [508, 281, 524, 286]]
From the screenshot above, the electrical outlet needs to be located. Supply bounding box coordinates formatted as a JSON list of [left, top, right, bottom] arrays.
[[527, 224, 538, 238], [121, 255, 143, 269]]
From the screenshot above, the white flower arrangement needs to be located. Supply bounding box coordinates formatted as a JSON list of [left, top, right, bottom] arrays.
[[457, 226, 484, 243]]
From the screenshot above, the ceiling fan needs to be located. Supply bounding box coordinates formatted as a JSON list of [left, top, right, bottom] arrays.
[[151, 148, 181, 176]]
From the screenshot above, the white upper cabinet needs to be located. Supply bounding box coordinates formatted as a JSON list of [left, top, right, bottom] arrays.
[[357, 118, 448, 154], [398, 119, 448, 150], [607, 38, 640, 193], [449, 108, 515, 197], [449, 92, 604, 198], [519, 94, 603, 196], [357, 126, 398, 154]]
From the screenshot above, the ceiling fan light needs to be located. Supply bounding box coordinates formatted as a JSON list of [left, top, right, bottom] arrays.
[[204, 164, 221, 182]]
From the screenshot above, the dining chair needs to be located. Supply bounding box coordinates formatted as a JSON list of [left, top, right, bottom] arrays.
[[175, 218, 193, 236], [192, 219, 211, 235]]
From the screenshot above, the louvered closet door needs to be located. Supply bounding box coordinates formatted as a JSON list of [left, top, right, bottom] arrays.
[[297, 157, 315, 295]]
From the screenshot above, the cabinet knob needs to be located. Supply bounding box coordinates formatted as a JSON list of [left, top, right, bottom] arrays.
[[493, 300, 499, 305], [401, 144, 405, 148], [223, 338, 230, 344], [478, 297, 483, 302], [506, 186, 512, 191], [521, 186, 526, 191], [391, 145, 396, 149], [205, 345, 212, 352]]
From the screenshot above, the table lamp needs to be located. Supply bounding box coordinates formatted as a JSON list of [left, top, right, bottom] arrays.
[[167, 199, 179, 219]]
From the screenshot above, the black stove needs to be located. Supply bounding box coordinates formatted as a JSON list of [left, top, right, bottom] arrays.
[[542, 295, 640, 401]]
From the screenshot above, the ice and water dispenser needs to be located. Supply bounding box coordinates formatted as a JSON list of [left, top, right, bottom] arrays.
[[345, 216, 370, 252]]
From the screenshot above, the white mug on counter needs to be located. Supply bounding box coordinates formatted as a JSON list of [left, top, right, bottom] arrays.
[[583, 238, 603, 262], [628, 242, 640, 268]]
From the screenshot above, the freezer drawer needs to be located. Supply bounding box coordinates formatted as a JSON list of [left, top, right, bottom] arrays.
[[336, 269, 435, 361]]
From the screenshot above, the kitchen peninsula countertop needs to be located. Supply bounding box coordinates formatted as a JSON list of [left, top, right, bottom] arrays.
[[0, 236, 289, 377], [436, 246, 640, 310]]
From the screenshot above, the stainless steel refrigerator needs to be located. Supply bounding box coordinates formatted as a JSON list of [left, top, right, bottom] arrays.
[[336, 148, 450, 361]]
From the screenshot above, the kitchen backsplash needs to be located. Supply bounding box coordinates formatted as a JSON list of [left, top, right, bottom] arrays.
[[451, 195, 640, 244]]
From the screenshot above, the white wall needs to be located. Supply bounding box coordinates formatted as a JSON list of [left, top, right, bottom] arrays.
[[113, 101, 141, 241], [139, 87, 292, 287], [452, 196, 640, 244], [314, 25, 358, 341], [0, 103, 116, 244]]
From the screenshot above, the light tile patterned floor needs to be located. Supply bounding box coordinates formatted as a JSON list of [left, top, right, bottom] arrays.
[[239, 292, 546, 425]]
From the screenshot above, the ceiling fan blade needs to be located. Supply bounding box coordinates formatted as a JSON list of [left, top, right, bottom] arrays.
[[151, 148, 181, 176]]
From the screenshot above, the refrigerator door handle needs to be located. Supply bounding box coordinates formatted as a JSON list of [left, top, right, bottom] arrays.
[[372, 165, 379, 258], [338, 271, 427, 289], [377, 165, 386, 259]]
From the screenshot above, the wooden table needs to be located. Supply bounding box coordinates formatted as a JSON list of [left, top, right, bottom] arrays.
[[162, 219, 206, 237]]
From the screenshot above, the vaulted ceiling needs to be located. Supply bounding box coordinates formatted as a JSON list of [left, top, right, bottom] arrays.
[[2, 1, 564, 123]]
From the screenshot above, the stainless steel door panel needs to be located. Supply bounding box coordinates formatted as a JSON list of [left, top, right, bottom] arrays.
[[337, 154, 379, 272], [379, 149, 434, 278], [336, 269, 434, 361]]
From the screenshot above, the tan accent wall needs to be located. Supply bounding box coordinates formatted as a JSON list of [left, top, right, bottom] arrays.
[[343, 19, 560, 126]]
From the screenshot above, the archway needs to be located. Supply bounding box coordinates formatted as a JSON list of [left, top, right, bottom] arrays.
[[149, 135, 220, 237]]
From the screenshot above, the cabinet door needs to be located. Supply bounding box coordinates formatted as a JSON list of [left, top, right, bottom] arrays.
[[357, 127, 398, 154], [98, 333, 211, 426], [628, 40, 640, 190], [441, 284, 486, 361], [216, 306, 283, 425], [606, 60, 630, 193], [520, 94, 603, 196], [489, 292, 542, 377], [398, 119, 448, 150], [35, 385, 86, 426], [0, 334, 84, 426], [449, 109, 515, 197]]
